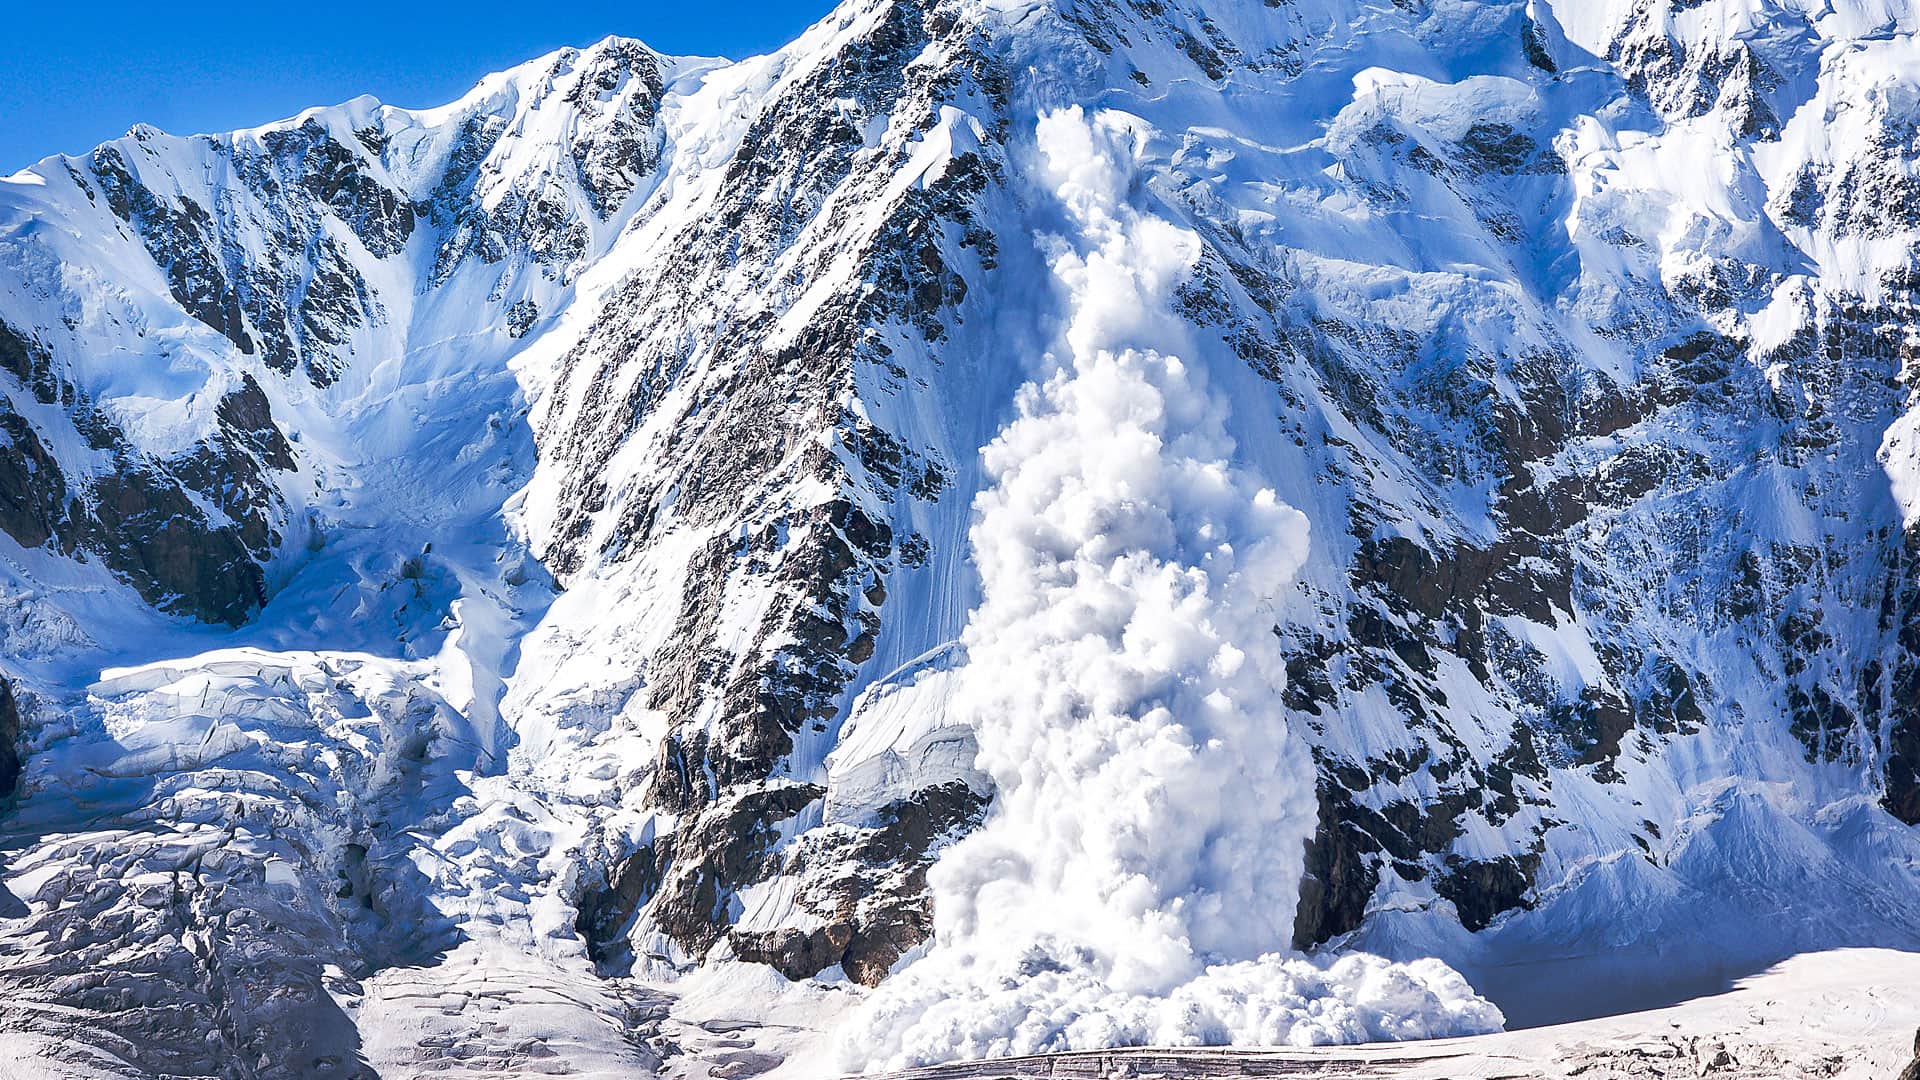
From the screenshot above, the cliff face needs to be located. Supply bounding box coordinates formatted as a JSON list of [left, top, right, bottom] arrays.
[[0, 676, 20, 799], [2, 0, 1919, 1074]]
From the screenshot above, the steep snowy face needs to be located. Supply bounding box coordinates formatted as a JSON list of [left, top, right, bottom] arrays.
[[3, 0, 1920, 1074], [526, 0, 1920, 1033], [502, 0, 1022, 993], [0, 36, 685, 626], [507, 0, 1920, 1050], [0, 36, 712, 1076], [1010, 0, 1920, 991]]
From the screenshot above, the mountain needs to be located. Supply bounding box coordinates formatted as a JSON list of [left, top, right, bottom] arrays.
[[2, 0, 1920, 1075]]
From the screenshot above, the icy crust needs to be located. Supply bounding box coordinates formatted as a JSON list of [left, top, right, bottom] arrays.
[[823, 645, 983, 826], [1, 644, 679, 1076], [836, 106, 1499, 1070]]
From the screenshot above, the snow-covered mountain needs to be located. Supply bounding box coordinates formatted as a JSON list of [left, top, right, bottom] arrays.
[[3, 0, 1919, 1075]]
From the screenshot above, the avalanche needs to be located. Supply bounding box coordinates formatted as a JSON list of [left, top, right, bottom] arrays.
[[837, 105, 1499, 1070], [1, 0, 1919, 1076]]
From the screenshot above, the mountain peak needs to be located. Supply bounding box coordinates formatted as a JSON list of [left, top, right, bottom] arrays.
[[2, 1, 1919, 1075]]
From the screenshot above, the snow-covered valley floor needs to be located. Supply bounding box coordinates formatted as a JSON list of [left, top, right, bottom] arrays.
[[850, 948, 1920, 1079]]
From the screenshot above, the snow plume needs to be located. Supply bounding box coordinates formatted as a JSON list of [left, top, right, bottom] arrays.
[[835, 107, 1503, 1072]]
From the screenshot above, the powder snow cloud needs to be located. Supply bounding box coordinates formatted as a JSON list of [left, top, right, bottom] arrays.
[[836, 106, 1501, 1072]]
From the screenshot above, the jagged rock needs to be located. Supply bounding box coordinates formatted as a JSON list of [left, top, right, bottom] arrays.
[[0, 676, 20, 799], [0, 409, 67, 550]]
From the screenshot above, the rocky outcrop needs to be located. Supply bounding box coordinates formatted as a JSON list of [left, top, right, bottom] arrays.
[[1883, 527, 1920, 824], [0, 676, 20, 800], [729, 780, 990, 986], [548, 0, 1008, 979], [1, 324, 291, 624], [0, 409, 67, 552]]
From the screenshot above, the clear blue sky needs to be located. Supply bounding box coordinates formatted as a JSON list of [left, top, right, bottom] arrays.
[[1, 2, 836, 171]]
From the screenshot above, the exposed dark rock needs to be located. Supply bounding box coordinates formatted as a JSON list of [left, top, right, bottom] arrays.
[[92, 146, 258, 358], [215, 374, 298, 472], [506, 299, 540, 338], [1, 318, 294, 625], [615, 784, 826, 969], [731, 780, 990, 986], [423, 45, 664, 286], [1293, 777, 1384, 948], [0, 320, 61, 405], [1888, 665, 1920, 825], [294, 240, 376, 387], [82, 464, 268, 626], [1455, 122, 1541, 175], [1553, 687, 1635, 768], [1521, 15, 1558, 73], [1435, 853, 1540, 932], [565, 40, 668, 217], [576, 840, 666, 967], [1885, 530, 1920, 823], [0, 676, 21, 799], [0, 409, 69, 550], [262, 119, 416, 258]]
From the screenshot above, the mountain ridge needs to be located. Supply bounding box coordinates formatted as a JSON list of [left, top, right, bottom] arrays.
[[2, 0, 1919, 1075]]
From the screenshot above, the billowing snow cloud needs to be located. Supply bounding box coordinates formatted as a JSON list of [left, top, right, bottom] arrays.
[[835, 107, 1503, 1072]]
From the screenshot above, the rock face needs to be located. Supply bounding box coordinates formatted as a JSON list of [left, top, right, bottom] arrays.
[[0, 319, 281, 625], [0, 677, 20, 799], [2, 0, 1920, 1073]]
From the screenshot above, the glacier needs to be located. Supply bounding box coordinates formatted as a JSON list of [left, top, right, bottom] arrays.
[[1, 0, 1919, 1076]]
